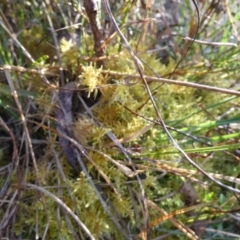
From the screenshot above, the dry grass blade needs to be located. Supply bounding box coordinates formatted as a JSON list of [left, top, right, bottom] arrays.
[[74, 151, 131, 239], [183, 36, 237, 47], [4, 68, 40, 183], [0, 189, 18, 238], [145, 199, 202, 240], [24, 183, 95, 240], [0, 15, 34, 62]]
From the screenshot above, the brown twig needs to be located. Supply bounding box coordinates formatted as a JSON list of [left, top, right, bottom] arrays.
[[102, 70, 240, 96], [84, 0, 105, 68]]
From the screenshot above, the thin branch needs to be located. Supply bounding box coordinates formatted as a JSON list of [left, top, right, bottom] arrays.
[[183, 36, 237, 47], [102, 70, 240, 96], [84, 0, 105, 67], [2, 65, 240, 96]]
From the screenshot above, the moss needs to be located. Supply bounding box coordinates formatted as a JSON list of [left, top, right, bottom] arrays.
[[2, 3, 240, 238]]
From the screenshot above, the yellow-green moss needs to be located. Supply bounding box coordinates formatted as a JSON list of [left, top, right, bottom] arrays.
[[6, 32, 239, 239]]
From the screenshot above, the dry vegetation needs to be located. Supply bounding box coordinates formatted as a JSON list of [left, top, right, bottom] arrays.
[[0, 0, 240, 239]]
